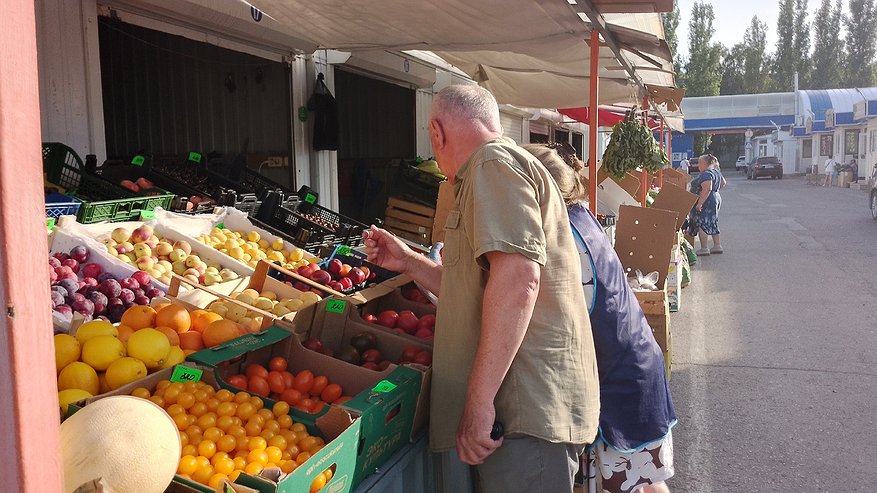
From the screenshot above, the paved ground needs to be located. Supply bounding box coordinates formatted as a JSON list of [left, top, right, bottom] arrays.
[[668, 174, 877, 492]]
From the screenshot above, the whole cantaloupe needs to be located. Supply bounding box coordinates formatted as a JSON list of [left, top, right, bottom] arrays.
[[60, 396, 180, 493]]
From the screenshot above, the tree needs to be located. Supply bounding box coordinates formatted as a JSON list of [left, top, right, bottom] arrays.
[[810, 0, 846, 89], [771, 0, 810, 91], [720, 44, 746, 95], [792, 0, 812, 86], [843, 0, 877, 86], [661, 3, 685, 76], [684, 2, 723, 96], [742, 16, 770, 93]]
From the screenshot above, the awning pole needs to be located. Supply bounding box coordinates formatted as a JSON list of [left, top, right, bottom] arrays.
[[657, 120, 665, 187], [640, 95, 649, 206], [668, 131, 673, 164], [588, 28, 599, 214]]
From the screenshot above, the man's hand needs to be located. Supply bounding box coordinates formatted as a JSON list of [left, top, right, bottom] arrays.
[[456, 398, 502, 465], [362, 225, 414, 274]]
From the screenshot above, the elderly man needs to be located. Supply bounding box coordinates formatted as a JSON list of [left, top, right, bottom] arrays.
[[363, 85, 599, 493]]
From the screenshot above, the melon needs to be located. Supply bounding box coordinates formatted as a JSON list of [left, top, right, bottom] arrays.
[[60, 396, 180, 493]]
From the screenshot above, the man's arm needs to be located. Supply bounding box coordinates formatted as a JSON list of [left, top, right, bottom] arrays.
[[363, 226, 443, 294], [456, 250, 540, 465]]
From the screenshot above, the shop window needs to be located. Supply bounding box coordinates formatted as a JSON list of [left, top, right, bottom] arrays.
[[571, 132, 584, 159], [530, 133, 549, 144], [819, 134, 833, 156], [758, 142, 767, 157], [844, 129, 860, 155], [872, 130, 877, 152], [554, 129, 569, 144], [802, 139, 812, 158]]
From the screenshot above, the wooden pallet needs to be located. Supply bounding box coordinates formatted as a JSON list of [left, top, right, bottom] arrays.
[[385, 197, 436, 246]]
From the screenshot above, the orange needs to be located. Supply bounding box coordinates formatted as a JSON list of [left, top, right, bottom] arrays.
[[202, 319, 242, 348], [156, 304, 192, 333], [191, 311, 223, 333], [153, 302, 172, 312], [120, 305, 157, 330], [154, 326, 181, 346], [116, 325, 135, 343], [179, 331, 205, 351]]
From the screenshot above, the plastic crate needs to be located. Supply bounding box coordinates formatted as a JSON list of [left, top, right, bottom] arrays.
[[249, 216, 331, 255], [389, 163, 445, 207], [44, 193, 81, 218], [95, 163, 217, 214], [296, 202, 368, 248], [239, 168, 294, 198], [269, 205, 338, 252], [42, 143, 175, 223]]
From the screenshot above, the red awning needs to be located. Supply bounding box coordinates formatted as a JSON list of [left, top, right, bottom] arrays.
[[559, 107, 661, 129]]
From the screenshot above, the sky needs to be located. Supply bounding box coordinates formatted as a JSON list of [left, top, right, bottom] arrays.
[[673, 0, 842, 60]]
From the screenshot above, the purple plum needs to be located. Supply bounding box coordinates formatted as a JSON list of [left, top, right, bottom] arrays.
[[51, 291, 66, 308], [81, 263, 102, 279], [48, 257, 62, 269], [69, 245, 89, 263], [57, 278, 80, 297], [98, 279, 122, 299], [106, 304, 126, 323]]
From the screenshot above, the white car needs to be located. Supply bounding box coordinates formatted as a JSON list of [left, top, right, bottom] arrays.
[[735, 156, 747, 171]]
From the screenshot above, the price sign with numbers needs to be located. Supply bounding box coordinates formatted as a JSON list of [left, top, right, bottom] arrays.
[[336, 245, 352, 256], [170, 365, 203, 383], [188, 152, 203, 163], [131, 155, 146, 167], [305, 193, 317, 204], [325, 299, 347, 313], [372, 380, 397, 393]]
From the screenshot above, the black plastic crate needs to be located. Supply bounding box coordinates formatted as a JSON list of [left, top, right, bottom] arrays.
[[296, 202, 368, 248], [269, 205, 338, 251], [249, 217, 331, 255], [389, 163, 445, 207]]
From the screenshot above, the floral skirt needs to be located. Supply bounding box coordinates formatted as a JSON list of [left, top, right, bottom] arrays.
[[584, 432, 675, 493], [685, 192, 721, 236]]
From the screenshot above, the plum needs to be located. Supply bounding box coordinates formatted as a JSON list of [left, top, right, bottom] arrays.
[[76, 285, 95, 297], [88, 291, 108, 315], [62, 258, 80, 274], [51, 291, 66, 308], [97, 272, 116, 283], [52, 252, 69, 263], [119, 277, 140, 291], [57, 278, 80, 297], [81, 263, 102, 279], [118, 288, 135, 306], [69, 245, 89, 263], [51, 285, 68, 299], [134, 295, 150, 306], [66, 292, 86, 305], [98, 279, 122, 298], [132, 288, 145, 299], [106, 304, 126, 323], [49, 269, 58, 284], [54, 304, 73, 320], [145, 288, 164, 299], [107, 297, 124, 307], [48, 257, 62, 269], [71, 298, 95, 317], [81, 277, 98, 288], [131, 270, 152, 288]]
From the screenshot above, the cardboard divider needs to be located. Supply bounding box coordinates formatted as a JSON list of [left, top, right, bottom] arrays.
[[650, 182, 698, 231], [187, 326, 428, 488], [614, 205, 679, 286], [71, 362, 359, 493]]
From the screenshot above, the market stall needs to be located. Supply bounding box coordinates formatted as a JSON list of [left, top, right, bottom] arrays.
[[2, 0, 693, 492]]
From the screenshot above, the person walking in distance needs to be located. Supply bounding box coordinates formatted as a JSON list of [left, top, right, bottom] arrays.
[[823, 154, 837, 187], [362, 85, 600, 493], [686, 154, 726, 255]]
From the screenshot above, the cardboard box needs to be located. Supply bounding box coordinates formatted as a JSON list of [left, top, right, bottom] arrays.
[[614, 205, 679, 287], [666, 247, 683, 313], [838, 171, 853, 188], [644, 299, 670, 352], [651, 182, 698, 232], [71, 362, 360, 493], [662, 167, 691, 190], [188, 325, 428, 488], [663, 348, 672, 381]]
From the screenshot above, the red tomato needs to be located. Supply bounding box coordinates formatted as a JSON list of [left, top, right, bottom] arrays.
[[320, 384, 343, 404], [227, 374, 248, 390], [269, 357, 288, 372], [245, 364, 269, 379], [267, 371, 286, 394], [293, 370, 314, 394], [413, 351, 433, 366], [248, 376, 270, 397], [280, 388, 303, 406], [400, 345, 421, 363], [310, 375, 329, 397], [281, 371, 295, 389]]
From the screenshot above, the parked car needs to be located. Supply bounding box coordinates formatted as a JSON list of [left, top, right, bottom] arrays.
[[869, 166, 877, 220], [747, 156, 783, 180], [735, 156, 747, 171]]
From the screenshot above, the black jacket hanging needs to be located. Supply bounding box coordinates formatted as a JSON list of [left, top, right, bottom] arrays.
[[307, 73, 340, 151]]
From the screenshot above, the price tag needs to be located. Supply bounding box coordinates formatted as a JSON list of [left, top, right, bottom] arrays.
[[46, 218, 56, 232], [304, 193, 317, 204], [140, 210, 155, 220], [170, 365, 203, 383], [372, 380, 397, 393], [131, 155, 146, 167], [325, 299, 347, 313], [188, 152, 203, 163], [336, 245, 352, 256]]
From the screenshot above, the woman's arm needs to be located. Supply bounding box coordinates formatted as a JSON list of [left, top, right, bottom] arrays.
[[720, 173, 727, 189], [696, 180, 711, 211]]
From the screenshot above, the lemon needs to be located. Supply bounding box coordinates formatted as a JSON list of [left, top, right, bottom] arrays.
[[127, 328, 171, 369], [287, 248, 304, 262], [80, 335, 127, 371], [75, 320, 118, 344], [159, 346, 186, 370], [54, 334, 81, 373], [105, 357, 148, 390], [57, 362, 100, 395], [58, 389, 93, 413], [247, 231, 261, 242]]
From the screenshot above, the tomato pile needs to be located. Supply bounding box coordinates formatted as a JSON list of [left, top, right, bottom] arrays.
[[225, 357, 350, 414]]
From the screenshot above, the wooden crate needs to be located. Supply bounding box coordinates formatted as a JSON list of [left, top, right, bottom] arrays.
[[385, 197, 435, 246]]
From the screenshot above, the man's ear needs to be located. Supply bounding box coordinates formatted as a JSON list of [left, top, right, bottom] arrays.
[[429, 119, 445, 150]]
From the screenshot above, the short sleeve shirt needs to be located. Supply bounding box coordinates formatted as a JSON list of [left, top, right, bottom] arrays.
[[430, 137, 600, 451]]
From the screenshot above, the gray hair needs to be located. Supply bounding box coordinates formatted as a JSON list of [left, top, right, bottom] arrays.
[[432, 85, 502, 132], [699, 154, 719, 167]]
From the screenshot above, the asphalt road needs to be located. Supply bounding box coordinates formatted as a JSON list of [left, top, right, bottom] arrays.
[[667, 173, 877, 492]]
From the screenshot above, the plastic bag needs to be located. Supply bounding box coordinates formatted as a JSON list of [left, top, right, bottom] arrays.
[[628, 269, 660, 291]]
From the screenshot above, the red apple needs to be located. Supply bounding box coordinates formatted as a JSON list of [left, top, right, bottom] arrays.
[[310, 269, 332, 285], [363, 313, 378, 323], [413, 351, 433, 366], [417, 313, 437, 333], [377, 360, 392, 371], [376, 310, 399, 328], [293, 282, 310, 292], [400, 345, 422, 364], [361, 349, 382, 364], [361, 362, 380, 371], [338, 277, 353, 290], [347, 267, 366, 285], [414, 327, 435, 340], [302, 338, 324, 353], [328, 281, 345, 292], [327, 259, 343, 274], [131, 270, 153, 288]]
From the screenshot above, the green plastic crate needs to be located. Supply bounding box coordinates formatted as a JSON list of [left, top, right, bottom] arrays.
[[42, 143, 174, 223]]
